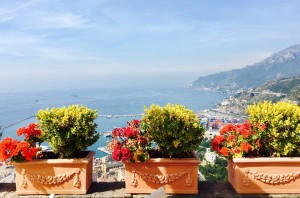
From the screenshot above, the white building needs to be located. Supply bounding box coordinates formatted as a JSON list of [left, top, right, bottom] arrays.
[[204, 151, 217, 165]]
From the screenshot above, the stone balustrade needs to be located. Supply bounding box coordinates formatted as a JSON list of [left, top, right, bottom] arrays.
[[1, 182, 300, 198]]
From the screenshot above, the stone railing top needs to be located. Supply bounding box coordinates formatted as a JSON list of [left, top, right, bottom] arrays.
[[1, 182, 300, 198]]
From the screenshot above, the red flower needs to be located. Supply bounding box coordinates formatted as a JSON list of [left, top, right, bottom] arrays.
[[121, 147, 131, 160], [0, 137, 38, 163], [256, 123, 267, 131], [112, 143, 122, 161], [260, 124, 266, 131], [256, 139, 261, 147], [212, 120, 264, 159], [241, 121, 252, 130], [124, 126, 139, 137], [211, 135, 225, 153], [13, 141, 38, 161], [133, 119, 140, 125], [231, 148, 241, 154], [220, 147, 229, 157], [112, 128, 124, 137], [235, 121, 254, 138], [212, 135, 225, 145], [240, 142, 252, 152], [0, 137, 20, 162], [220, 124, 236, 135], [0, 123, 42, 164], [138, 136, 147, 146], [239, 128, 251, 138], [127, 119, 140, 128], [17, 123, 42, 140], [108, 119, 149, 163], [227, 135, 236, 141]]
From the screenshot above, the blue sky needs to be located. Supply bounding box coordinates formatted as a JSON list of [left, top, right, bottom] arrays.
[[0, 0, 300, 91]]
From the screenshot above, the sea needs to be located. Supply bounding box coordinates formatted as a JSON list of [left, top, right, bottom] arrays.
[[0, 86, 228, 158]]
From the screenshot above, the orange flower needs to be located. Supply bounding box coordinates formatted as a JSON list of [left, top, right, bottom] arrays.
[[220, 147, 229, 157], [231, 148, 241, 154], [22, 147, 38, 161], [227, 135, 236, 141], [220, 124, 235, 135], [0, 137, 19, 162], [211, 135, 225, 153], [0, 137, 38, 163], [17, 123, 42, 140], [240, 142, 252, 152], [213, 120, 263, 159], [256, 139, 261, 147], [235, 121, 255, 138], [212, 135, 225, 145], [256, 123, 267, 131], [239, 128, 251, 138]]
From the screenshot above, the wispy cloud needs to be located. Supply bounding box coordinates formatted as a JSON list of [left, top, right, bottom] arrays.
[[0, 1, 33, 23], [30, 12, 89, 29], [0, 0, 91, 30]]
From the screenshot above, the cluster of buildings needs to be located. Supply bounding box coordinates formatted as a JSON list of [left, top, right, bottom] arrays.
[[197, 107, 245, 165], [0, 164, 15, 183], [92, 155, 125, 182]]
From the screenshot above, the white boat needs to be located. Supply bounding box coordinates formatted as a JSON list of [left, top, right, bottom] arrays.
[[98, 146, 111, 155], [102, 131, 112, 137]]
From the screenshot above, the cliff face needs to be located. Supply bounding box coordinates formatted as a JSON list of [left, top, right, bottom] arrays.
[[192, 44, 300, 92], [216, 76, 300, 117]]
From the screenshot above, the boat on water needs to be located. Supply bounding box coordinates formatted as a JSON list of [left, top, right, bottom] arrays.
[[98, 146, 111, 155], [102, 131, 112, 137], [70, 93, 79, 97]]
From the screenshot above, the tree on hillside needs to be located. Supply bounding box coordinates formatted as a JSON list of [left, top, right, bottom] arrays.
[[199, 157, 228, 182]]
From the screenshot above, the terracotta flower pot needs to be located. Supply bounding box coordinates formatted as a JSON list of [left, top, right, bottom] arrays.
[[228, 157, 300, 194], [14, 151, 95, 195], [124, 158, 200, 194]]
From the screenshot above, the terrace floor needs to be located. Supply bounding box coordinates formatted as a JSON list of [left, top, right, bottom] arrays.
[[1, 182, 300, 198]]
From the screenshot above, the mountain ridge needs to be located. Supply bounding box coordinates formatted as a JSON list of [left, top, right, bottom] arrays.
[[192, 44, 300, 92]]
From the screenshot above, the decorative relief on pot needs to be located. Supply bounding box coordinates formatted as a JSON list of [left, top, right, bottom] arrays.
[[230, 163, 237, 179], [21, 169, 27, 188], [243, 169, 300, 187], [20, 168, 81, 188], [130, 168, 192, 187], [243, 170, 251, 187]]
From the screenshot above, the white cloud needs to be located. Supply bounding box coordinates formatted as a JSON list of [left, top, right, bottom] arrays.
[[37, 12, 89, 29], [0, 1, 32, 23]]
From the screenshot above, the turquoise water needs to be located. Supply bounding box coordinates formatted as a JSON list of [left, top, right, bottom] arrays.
[[0, 87, 228, 158]]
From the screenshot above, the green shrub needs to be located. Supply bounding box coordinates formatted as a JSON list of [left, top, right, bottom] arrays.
[[246, 101, 300, 157], [36, 105, 100, 158], [141, 103, 205, 158], [199, 157, 228, 182]]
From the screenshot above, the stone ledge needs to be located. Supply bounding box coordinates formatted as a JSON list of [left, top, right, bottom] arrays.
[[1, 182, 300, 198]]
